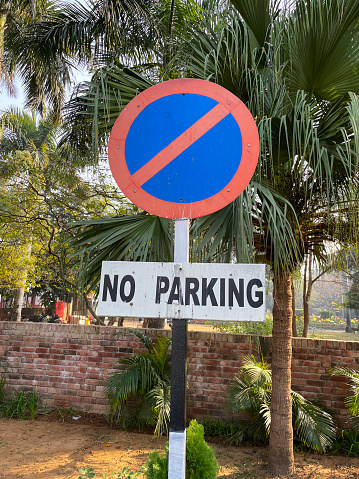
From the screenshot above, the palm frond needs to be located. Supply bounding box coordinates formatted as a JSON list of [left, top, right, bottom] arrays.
[[229, 0, 280, 49], [104, 355, 159, 403], [229, 357, 336, 450], [145, 381, 171, 436], [285, 0, 359, 101], [71, 214, 173, 292], [61, 64, 153, 158], [292, 391, 336, 452], [330, 366, 359, 419], [150, 336, 172, 377]]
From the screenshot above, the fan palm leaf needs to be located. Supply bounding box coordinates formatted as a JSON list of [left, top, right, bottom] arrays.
[[229, 357, 336, 451], [62, 64, 153, 159], [330, 367, 359, 422], [284, 0, 359, 101]]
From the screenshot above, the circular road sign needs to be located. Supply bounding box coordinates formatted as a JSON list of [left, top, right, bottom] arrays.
[[108, 78, 259, 219]]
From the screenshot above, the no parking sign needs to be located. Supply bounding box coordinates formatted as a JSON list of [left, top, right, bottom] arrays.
[[108, 79, 259, 219]]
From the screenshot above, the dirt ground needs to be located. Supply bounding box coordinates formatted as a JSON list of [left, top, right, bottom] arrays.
[[1, 414, 359, 479]]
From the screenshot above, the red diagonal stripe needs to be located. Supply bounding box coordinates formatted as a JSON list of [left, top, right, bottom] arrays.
[[131, 103, 230, 187]]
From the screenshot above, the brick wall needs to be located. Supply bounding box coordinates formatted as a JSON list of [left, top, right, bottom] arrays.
[[0, 322, 356, 424]]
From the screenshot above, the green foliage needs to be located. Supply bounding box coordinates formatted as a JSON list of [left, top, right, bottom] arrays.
[[144, 449, 168, 479], [78, 466, 142, 479], [185, 420, 219, 479], [78, 468, 96, 479], [330, 429, 359, 457], [56, 405, 81, 422], [0, 0, 72, 115], [212, 315, 273, 336], [72, 215, 174, 293], [104, 329, 171, 436], [330, 367, 359, 428], [344, 275, 359, 314], [201, 418, 243, 445], [0, 108, 127, 312], [228, 357, 336, 451], [0, 388, 45, 420], [319, 310, 332, 320], [144, 420, 219, 479], [0, 359, 9, 403]]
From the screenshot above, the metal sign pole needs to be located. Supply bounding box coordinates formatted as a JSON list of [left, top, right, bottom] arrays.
[[168, 218, 189, 479]]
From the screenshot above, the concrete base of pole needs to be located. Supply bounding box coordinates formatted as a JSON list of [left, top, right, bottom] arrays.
[[168, 430, 186, 479]]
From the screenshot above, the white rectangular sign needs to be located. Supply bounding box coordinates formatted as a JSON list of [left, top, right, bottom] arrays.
[[97, 261, 265, 322]]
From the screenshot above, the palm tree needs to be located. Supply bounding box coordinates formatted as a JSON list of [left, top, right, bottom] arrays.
[[0, 0, 73, 115], [180, 1, 359, 473], [228, 356, 336, 451], [62, 0, 359, 475]]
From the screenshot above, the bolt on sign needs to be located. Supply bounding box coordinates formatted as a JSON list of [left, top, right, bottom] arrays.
[[98, 262, 265, 321]]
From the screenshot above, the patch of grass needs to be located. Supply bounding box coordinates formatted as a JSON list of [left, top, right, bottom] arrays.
[[330, 429, 359, 457], [310, 330, 359, 341], [201, 418, 243, 445], [0, 388, 46, 419]]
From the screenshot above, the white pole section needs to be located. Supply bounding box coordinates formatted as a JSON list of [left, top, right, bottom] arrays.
[[174, 218, 189, 263]]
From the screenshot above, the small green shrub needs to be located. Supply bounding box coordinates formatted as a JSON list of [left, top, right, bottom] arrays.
[[78, 467, 96, 479], [0, 388, 44, 419], [144, 420, 219, 479], [319, 310, 332, 319], [56, 405, 81, 422], [145, 449, 168, 479], [212, 314, 273, 336], [186, 420, 219, 479]]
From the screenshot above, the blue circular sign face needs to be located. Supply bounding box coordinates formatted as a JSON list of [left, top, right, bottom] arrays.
[[108, 79, 259, 219], [125, 93, 243, 204]]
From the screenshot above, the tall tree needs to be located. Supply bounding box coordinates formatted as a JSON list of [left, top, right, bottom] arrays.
[[0, 108, 126, 321], [0, 0, 73, 115]]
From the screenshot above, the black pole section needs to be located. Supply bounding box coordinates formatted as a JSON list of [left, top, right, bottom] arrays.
[[169, 318, 188, 431]]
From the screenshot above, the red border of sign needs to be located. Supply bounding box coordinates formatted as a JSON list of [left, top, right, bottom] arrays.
[[108, 78, 259, 219]]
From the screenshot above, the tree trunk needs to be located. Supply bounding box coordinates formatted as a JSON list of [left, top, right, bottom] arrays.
[[0, 12, 6, 81], [291, 281, 298, 337], [302, 252, 313, 338], [346, 309, 353, 333], [143, 318, 166, 329], [10, 243, 31, 322], [11, 287, 25, 322], [268, 270, 294, 477], [82, 293, 104, 325], [107, 316, 124, 326]]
